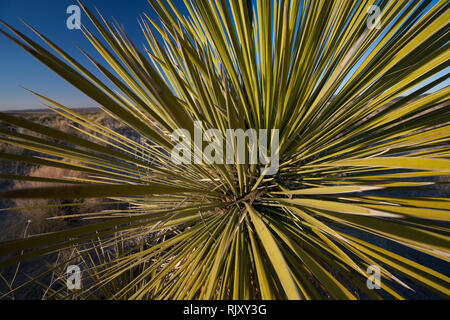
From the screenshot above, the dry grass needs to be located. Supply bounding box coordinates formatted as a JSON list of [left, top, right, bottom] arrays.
[[11, 165, 106, 234]]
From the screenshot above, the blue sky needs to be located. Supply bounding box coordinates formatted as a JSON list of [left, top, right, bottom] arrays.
[[0, 0, 447, 111], [0, 0, 187, 110]]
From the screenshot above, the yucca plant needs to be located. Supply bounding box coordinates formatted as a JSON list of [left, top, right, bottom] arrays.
[[0, 0, 449, 299]]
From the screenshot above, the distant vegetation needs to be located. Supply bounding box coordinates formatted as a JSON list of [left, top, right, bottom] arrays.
[[0, 109, 128, 237]]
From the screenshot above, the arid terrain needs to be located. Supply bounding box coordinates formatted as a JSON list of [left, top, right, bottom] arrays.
[[0, 108, 138, 298], [0, 108, 134, 238]]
